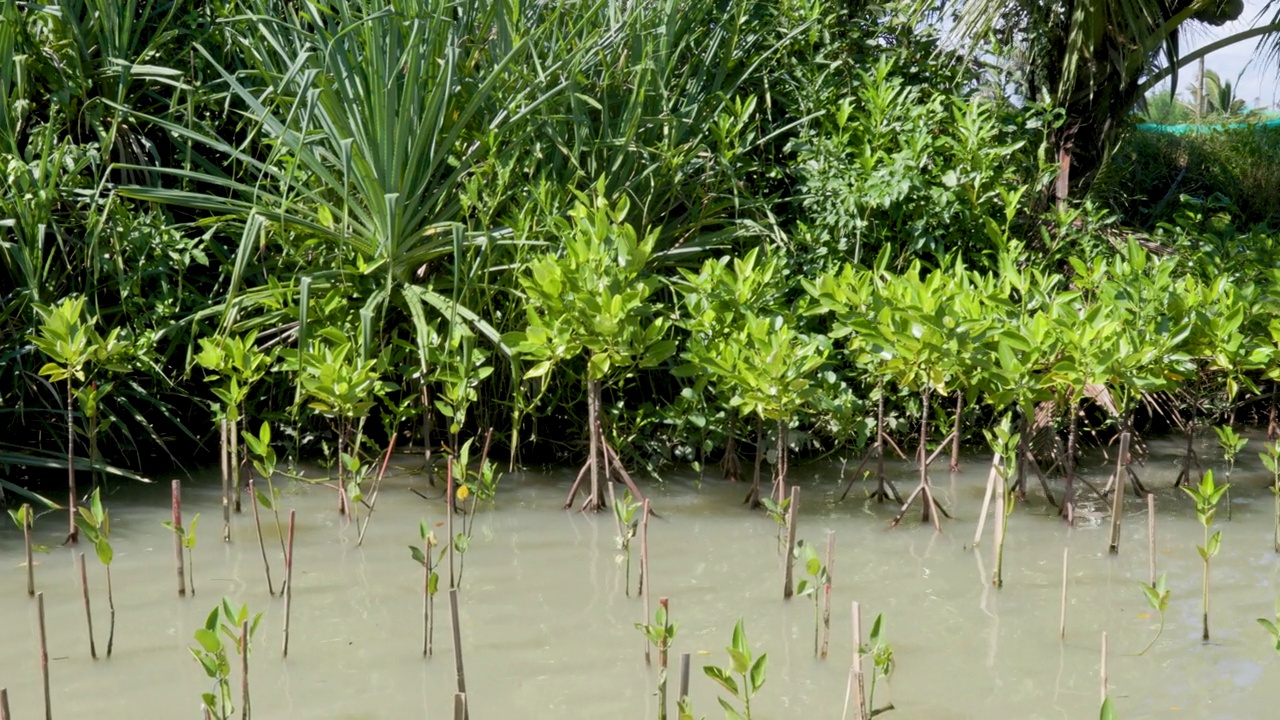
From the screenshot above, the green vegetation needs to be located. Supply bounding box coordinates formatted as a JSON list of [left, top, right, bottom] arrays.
[[703, 619, 767, 720], [1137, 573, 1171, 656], [1185, 470, 1228, 642]]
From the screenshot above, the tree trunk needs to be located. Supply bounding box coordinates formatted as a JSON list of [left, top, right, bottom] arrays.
[[950, 391, 963, 472], [1062, 400, 1078, 525], [587, 376, 602, 512]]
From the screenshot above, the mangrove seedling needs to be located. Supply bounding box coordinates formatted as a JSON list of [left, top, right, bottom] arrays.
[[613, 490, 642, 595], [703, 619, 766, 720], [1256, 601, 1280, 655], [162, 514, 201, 596], [637, 600, 678, 720], [861, 613, 896, 716], [75, 488, 116, 657], [409, 520, 443, 656], [196, 332, 272, 520], [793, 539, 830, 656], [760, 495, 790, 554], [984, 415, 1019, 588], [8, 504, 49, 595], [243, 422, 287, 556], [450, 434, 502, 587], [190, 600, 263, 720], [1213, 425, 1247, 520], [1184, 470, 1227, 641], [1136, 572, 1170, 655], [1260, 440, 1280, 552]]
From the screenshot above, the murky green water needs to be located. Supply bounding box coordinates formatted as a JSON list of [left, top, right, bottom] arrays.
[[3, 435, 1280, 719]]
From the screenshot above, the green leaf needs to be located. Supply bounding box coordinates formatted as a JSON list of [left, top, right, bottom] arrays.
[[1257, 618, 1279, 636], [703, 666, 739, 696], [1100, 696, 1116, 720], [749, 653, 768, 693], [94, 538, 113, 567], [194, 628, 222, 654], [727, 647, 751, 675], [409, 545, 426, 566], [718, 698, 746, 720]]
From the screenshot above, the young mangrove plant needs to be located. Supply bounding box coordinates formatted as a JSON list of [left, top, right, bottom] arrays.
[[450, 434, 502, 588], [983, 416, 1019, 588], [1137, 573, 1170, 655], [613, 490, 642, 595], [1261, 439, 1280, 552], [1184, 470, 1227, 641], [31, 296, 124, 543], [703, 619, 766, 720], [1256, 601, 1280, 655], [760, 494, 791, 554], [511, 184, 675, 512], [1213, 425, 1247, 520], [195, 332, 272, 522], [794, 539, 831, 656], [637, 599, 678, 720], [162, 513, 200, 597], [8, 504, 49, 596], [190, 600, 263, 720], [410, 520, 442, 657], [861, 614, 896, 717], [75, 488, 116, 656]]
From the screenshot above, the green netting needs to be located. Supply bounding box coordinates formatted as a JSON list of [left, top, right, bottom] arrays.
[[1136, 118, 1280, 134]]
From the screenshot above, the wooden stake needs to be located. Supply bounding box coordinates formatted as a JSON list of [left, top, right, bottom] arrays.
[[172, 480, 185, 596], [356, 434, 398, 547], [659, 597, 670, 720], [1147, 492, 1156, 587], [1100, 631, 1108, 705], [232, 416, 242, 514], [1059, 547, 1069, 640], [78, 552, 97, 659], [37, 592, 51, 720], [1107, 431, 1131, 554], [0, 688, 9, 720], [641, 498, 651, 665], [423, 530, 433, 657], [240, 619, 250, 720], [992, 465, 1006, 588], [22, 503, 34, 596], [221, 418, 231, 543], [247, 477, 275, 595], [282, 510, 296, 658], [447, 456, 456, 590], [678, 652, 691, 703], [847, 601, 867, 720], [453, 693, 467, 720], [821, 531, 835, 658], [449, 588, 469, 720], [783, 486, 800, 599], [973, 455, 999, 546]]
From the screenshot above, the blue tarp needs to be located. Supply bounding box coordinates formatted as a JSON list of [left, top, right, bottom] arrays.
[[1136, 118, 1280, 134]]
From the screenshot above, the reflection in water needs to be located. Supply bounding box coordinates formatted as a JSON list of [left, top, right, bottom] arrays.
[[0, 435, 1279, 719]]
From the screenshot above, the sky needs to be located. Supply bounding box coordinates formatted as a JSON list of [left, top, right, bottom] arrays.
[[1175, 0, 1279, 110]]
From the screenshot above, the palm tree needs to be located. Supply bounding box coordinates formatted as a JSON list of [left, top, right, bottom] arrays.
[[955, 0, 1280, 200]]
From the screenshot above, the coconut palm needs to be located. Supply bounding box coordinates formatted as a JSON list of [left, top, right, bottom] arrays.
[[954, 0, 1280, 200]]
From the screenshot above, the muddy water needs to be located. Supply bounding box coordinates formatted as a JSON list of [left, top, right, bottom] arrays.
[[3, 436, 1280, 719]]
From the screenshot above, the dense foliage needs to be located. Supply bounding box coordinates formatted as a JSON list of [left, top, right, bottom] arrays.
[[2, 0, 1279, 506]]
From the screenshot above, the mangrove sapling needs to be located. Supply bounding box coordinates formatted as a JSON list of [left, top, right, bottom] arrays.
[[703, 619, 766, 720], [243, 422, 287, 559], [794, 539, 831, 656], [1184, 470, 1228, 641], [1136, 573, 1170, 655], [512, 187, 675, 512], [77, 552, 97, 659], [162, 513, 201, 597], [7, 504, 49, 596], [861, 614, 896, 716], [281, 510, 296, 658], [196, 333, 272, 518], [190, 601, 263, 720], [759, 494, 790, 555], [1214, 425, 1247, 520], [75, 488, 116, 657], [451, 434, 503, 588], [410, 520, 443, 656], [984, 417, 1019, 588], [1260, 440, 1280, 551], [636, 599, 677, 720], [1255, 601, 1280, 654], [613, 490, 642, 595]]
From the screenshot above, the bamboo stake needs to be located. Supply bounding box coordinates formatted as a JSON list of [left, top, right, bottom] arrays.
[[1147, 492, 1156, 587], [1100, 631, 1108, 705], [232, 416, 242, 514], [973, 456, 999, 546], [659, 597, 670, 720], [221, 418, 231, 542], [821, 531, 835, 658], [783, 487, 800, 600], [423, 530, 433, 657], [678, 652, 691, 705], [453, 693, 467, 720], [357, 435, 398, 547], [282, 510, 296, 658], [172, 480, 185, 596], [449, 588, 469, 720], [846, 601, 868, 720], [240, 619, 250, 720], [37, 592, 51, 720], [23, 503, 34, 596], [248, 478, 274, 595], [641, 498, 652, 665], [992, 467, 1006, 588], [0, 688, 9, 720], [1107, 431, 1131, 554], [1059, 547, 1069, 640], [77, 552, 97, 659], [447, 457, 456, 589]]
